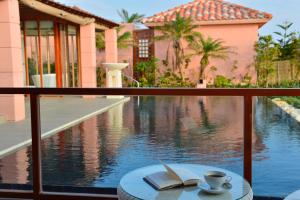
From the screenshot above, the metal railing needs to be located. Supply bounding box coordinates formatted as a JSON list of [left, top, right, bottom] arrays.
[[0, 87, 300, 200], [122, 74, 140, 88]]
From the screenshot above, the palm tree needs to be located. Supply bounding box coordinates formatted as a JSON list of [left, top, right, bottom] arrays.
[[188, 35, 231, 82], [155, 13, 200, 81], [96, 26, 132, 50], [118, 9, 145, 23]]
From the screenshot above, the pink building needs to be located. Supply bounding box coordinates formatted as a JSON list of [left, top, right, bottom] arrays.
[[0, 0, 119, 121], [107, 0, 272, 85]]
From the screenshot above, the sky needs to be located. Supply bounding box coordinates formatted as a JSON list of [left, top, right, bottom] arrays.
[[57, 0, 300, 36]]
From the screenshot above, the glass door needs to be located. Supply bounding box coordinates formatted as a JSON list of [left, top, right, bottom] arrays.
[[24, 21, 40, 87], [40, 21, 56, 87], [22, 21, 56, 87], [21, 20, 80, 88], [68, 25, 79, 88], [60, 24, 80, 88]]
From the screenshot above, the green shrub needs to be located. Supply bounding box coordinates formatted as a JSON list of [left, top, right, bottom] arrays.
[[281, 96, 300, 108], [157, 69, 195, 87], [272, 80, 300, 88], [97, 67, 106, 87], [214, 75, 233, 88], [135, 57, 159, 87]]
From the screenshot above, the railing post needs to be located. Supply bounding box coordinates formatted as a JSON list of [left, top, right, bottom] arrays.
[[244, 95, 253, 186], [30, 94, 42, 199]]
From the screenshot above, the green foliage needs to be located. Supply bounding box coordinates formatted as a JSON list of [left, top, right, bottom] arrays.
[[214, 75, 232, 88], [154, 13, 200, 81], [157, 69, 195, 87], [135, 57, 158, 87], [96, 67, 106, 87], [275, 96, 300, 109], [255, 35, 280, 87], [117, 9, 145, 23], [188, 35, 232, 82], [96, 32, 105, 50], [271, 80, 300, 88], [96, 26, 132, 50], [274, 21, 297, 60]]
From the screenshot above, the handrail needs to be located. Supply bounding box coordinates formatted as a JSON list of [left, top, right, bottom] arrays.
[[0, 87, 299, 200], [0, 87, 300, 96], [122, 74, 140, 88]]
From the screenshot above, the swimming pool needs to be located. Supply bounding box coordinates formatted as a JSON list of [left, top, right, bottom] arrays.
[[0, 96, 299, 198]]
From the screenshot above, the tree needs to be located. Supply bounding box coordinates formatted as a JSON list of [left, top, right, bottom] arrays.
[[290, 35, 300, 78], [255, 35, 279, 87], [155, 13, 200, 81], [96, 26, 132, 50], [188, 35, 231, 82], [118, 9, 145, 23], [274, 21, 297, 60]]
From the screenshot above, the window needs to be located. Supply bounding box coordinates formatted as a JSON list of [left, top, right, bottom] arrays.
[[138, 39, 149, 58]]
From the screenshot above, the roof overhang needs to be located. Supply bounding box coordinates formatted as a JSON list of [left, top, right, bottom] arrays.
[[19, 0, 119, 30], [20, 0, 95, 25], [144, 18, 271, 29]]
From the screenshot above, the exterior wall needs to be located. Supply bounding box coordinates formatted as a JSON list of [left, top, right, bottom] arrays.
[[0, 0, 25, 121], [80, 23, 97, 88], [105, 28, 118, 63], [118, 23, 134, 77], [96, 23, 134, 79], [154, 23, 259, 84]]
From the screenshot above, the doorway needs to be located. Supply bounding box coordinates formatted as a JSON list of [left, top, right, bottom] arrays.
[[21, 20, 81, 88]]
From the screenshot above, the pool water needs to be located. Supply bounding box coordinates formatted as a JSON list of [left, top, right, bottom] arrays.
[[0, 96, 300, 197]]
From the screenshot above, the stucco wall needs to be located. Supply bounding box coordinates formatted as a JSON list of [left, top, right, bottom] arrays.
[[97, 23, 134, 78], [154, 23, 259, 84]]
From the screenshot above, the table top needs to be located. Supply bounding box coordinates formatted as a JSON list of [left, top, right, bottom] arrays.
[[119, 164, 252, 200]]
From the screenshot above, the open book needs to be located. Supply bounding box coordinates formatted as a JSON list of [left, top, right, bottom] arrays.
[[144, 163, 200, 191]]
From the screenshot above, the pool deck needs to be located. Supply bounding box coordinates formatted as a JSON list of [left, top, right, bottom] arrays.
[[0, 96, 130, 158]]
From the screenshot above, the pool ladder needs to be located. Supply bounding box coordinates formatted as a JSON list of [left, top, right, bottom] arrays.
[[122, 73, 140, 106]]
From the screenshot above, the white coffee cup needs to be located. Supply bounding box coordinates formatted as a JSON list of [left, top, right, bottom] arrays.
[[204, 171, 232, 190]]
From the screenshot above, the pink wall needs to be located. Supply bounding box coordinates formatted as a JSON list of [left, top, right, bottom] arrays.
[[154, 23, 259, 84], [97, 23, 134, 79], [105, 28, 118, 63], [80, 23, 97, 88], [118, 23, 134, 77], [0, 0, 25, 121]]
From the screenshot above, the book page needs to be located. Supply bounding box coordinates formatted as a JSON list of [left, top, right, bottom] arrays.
[[144, 171, 182, 190], [162, 163, 200, 186], [170, 167, 200, 185], [162, 163, 181, 180]]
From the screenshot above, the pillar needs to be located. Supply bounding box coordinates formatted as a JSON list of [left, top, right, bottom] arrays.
[[105, 28, 118, 63], [0, 0, 25, 121], [80, 22, 97, 88]]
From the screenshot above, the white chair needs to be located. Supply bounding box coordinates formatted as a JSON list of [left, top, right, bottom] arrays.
[[285, 190, 300, 200]]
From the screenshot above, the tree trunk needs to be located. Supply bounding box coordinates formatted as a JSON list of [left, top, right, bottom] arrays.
[[199, 56, 208, 82], [174, 44, 183, 81]]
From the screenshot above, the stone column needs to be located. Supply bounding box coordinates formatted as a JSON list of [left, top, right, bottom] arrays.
[[0, 0, 25, 121], [80, 22, 97, 88], [105, 28, 118, 63]]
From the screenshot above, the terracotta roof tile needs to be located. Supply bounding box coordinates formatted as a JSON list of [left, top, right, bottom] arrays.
[[143, 0, 272, 25]]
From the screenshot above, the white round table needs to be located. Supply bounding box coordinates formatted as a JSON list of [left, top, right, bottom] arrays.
[[118, 164, 253, 200]]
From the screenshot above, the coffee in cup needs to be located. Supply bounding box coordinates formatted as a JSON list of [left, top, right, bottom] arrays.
[[204, 171, 232, 190]]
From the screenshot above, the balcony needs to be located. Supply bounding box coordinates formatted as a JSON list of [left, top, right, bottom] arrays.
[[0, 88, 300, 200]]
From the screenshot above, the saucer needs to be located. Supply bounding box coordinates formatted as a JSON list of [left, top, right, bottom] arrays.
[[199, 182, 231, 194]]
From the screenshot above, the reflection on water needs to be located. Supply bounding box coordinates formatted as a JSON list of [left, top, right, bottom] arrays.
[[0, 97, 300, 197]]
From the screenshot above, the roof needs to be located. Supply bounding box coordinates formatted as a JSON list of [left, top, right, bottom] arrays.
[[34, 0, 119, 28], [143, 0, 272, 27]]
